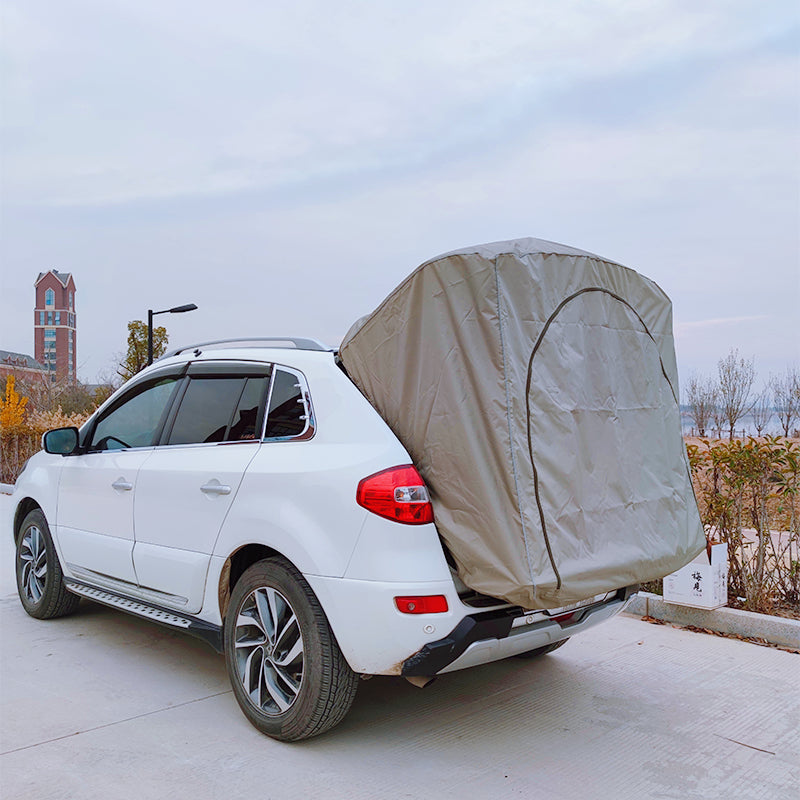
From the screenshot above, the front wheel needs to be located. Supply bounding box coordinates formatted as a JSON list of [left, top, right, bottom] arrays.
[[224, 558, 359, 742], [16, 509, 80, 619]]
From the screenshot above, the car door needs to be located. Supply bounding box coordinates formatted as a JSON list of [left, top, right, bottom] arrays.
[[56, 371, 182, 589], [132, 362, 270, 613]]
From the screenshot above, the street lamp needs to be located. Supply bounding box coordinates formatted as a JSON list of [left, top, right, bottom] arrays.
[[147, 303, 198, 365]]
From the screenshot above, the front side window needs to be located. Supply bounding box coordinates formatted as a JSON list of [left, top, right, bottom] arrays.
[[55, 312, 61, 325], [45, 288, 54, 306], [90, 376, 180, 451], [38, 311, 44, 325]]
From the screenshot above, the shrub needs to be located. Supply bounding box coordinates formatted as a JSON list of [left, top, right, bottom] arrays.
[[688, 436, 799, 613], [0, 376, 91, 484]]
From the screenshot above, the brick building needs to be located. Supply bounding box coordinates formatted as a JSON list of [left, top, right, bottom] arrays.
[[0, 350, 47, 383], [34, 270, 77, 383]]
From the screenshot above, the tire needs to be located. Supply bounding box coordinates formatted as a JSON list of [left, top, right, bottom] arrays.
[[16, 509, 80, 620], [224, 558, 359, 742], [514, 637, 570, 660]]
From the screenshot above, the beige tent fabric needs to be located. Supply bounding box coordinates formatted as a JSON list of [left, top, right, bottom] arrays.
[[340, 238, 705, 609]]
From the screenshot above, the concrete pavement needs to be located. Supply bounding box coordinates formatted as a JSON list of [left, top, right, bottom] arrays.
[[1, 493, 798, 800]]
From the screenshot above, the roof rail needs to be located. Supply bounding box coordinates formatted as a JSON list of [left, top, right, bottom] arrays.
[[162, 337, 333, 359]]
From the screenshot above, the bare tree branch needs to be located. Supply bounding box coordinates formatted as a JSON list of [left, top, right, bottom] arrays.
[[717, 348, 756, 440], [750, 389, 773, 436], [772, 366, 799, 437], [685, 373, 717, 437]]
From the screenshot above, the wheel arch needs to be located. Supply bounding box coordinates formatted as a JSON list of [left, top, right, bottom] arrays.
[[13, 497, 42, 544], [218, 543, 288, 622]]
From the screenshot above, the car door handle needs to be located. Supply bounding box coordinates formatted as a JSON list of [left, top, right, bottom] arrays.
[[111, 478, 133, 491], [200, 482, 232, 496]]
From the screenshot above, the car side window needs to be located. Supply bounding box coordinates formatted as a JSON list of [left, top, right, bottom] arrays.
[[264, 368, 309, 439], [229, 377, 269, 441], [89, 376, 180, 451], [166, 377, 246, 445]]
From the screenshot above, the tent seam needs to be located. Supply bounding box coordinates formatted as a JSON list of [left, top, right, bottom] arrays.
[[524, 287, 683, 593], [494, 261, 536, 591]]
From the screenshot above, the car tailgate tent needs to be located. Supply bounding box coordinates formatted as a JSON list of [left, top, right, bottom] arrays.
[[340, 238, 705, 609]]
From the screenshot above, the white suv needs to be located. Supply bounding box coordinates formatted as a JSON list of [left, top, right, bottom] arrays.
[[12, 338, 633, 741]]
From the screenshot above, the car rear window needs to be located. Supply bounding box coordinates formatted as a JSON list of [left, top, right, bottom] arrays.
[[264, 369, 307, 439]]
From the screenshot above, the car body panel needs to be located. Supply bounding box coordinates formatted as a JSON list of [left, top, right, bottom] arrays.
[[343, 514, 452, 582], [133, 440, 261, 612], [56, 449, 156, 584], [304, 573, 463, 674]]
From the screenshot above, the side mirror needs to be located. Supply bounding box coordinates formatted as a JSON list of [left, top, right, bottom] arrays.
[[42, 427, 80, 455]]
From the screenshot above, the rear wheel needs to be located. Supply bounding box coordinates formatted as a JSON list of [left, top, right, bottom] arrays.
[[15, 509, 80, 619], [515, 638, 569, 659], [224, 558, 358, 742]]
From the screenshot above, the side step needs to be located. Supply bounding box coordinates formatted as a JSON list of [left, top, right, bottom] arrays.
[[66, 581, 224, 653]]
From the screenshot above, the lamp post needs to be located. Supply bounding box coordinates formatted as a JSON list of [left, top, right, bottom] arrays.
[[147, 303, 198, 365]]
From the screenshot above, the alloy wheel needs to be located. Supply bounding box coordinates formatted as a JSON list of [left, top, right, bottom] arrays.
[[234, 587, 304, 715], [19, 525, 47, 604]]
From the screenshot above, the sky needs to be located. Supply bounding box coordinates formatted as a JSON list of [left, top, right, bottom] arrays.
[[1, 0, 798, 392]]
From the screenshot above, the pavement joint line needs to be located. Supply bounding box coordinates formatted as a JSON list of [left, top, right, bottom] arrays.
[[711, 734, 776, 756], [0, 689, 233, 756]]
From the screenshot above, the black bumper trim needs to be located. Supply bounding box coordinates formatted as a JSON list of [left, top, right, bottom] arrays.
[[401, 586, 636, 677], [402, 611, 515, 677]]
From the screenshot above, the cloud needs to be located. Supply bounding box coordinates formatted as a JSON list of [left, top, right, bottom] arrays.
[[675, 315, 769, 335], [0, 1, 797, 381], [3, 1, 797, 208]]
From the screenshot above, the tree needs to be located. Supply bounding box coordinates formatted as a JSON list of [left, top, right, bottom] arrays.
[[56, 382, 96, 416], [16, 372, 65, 415], [773, 367, 799, 437], [0, 375, 28, 431], [711, 399, 726, 438], [118, 320, 168, 382], [92, 368, 121, 407], [750, 389, 773, 436], [685, 373, 717, 437], [717, 348, 755, 440], [93, 384, 115, 406]]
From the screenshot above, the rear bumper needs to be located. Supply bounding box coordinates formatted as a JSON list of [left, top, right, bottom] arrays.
[[307, 570, 636, 676], [402, 586, 637, 676]]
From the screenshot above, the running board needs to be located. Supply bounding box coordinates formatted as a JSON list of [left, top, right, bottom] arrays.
[[66, 580, 224, 653]]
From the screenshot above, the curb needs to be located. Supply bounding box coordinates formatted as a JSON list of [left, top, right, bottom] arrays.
[[625, 592, 800, 649]]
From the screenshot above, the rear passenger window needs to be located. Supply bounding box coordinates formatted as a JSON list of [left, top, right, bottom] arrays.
[[167, 377, 245, 445], [229, 377, 269, 441], [264, 369, 307, 439]]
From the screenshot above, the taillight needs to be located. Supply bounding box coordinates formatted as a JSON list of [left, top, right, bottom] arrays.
[[356, 464, 434, 525], [395, 595, 449, 614]]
